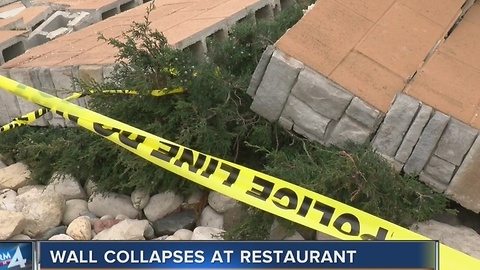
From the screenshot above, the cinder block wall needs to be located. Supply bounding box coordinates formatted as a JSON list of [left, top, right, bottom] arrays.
[[248, 47, 480, 214]]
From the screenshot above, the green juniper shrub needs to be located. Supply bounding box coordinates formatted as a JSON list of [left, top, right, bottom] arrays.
[[0, 0, 452, 240]]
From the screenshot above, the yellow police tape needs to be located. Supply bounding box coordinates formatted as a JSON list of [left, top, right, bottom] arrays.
[[0, 75, 478, 270], [0, 88, 184, 132]]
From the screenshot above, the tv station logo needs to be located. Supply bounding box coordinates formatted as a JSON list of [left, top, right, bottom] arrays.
[[0, 242, 35, 270]]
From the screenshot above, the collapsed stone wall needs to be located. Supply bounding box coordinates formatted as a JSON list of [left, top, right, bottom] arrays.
[[248, 46, 480, 214]]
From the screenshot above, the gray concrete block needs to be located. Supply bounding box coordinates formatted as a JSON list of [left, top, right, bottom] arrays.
[[403, 111, 450, 174], [327, 115, 372, 148], [434, 119, 478, 166], [372, 94, 420, 157], [423, 155, 456, 187], [0, 69, 21, 123], [419, 172, 448, 193], [8, 67, 47, 125], [291, 67, 353, 121], [446, 136, 480, 213], [278, 116, 293, 130], [78, 65, 104, 84], [395, 104, 433, 163], [102, 65, 116, 82], [247, 45, 275, 97], [345, 97, 383, 130], [250, 49, 303, 122], [280, 95, 331, 141]]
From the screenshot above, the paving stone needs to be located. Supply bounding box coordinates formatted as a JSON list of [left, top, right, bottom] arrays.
[[434, 119, 478, 166], [345, 97, 383, 130], [291, 67, 353, 121], [250, 49, 304, 122], [422, 155, 456, 188], [327, 115, 371, 147], [281, 95, 331, 141], [404, 111, 450, 174], [372, 94, 420, 157], [247, 45, 274, 97], [395, 104, 433, 163], [446, 136, 480, 213]]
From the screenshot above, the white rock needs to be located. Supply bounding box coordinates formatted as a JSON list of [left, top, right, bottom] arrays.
[[115, 214, 129, 220], [0, 189, 17, 211], [284, 231, 305, 240], [173, 229, 193, 240], [165, 235, 180, 240], [191, 226, 225, 240], [63, 199, 89, 225], [66, 216, 92, 240], [15, 189, 66, 237], [143, 192, 183, 222], [100, 215, 114, 220], [186, 190, 203, 204], [0, 160, 6, 169], [8, 234, 31, 240], [153, 235, 169, 240], [131, 189, 150, 210], [0, 210, 26, 240], [17, 185, 45, 195], [93, 219, 150, 240], [0, 163, 33, 189], [411, 220, 480, 260], [46, 173, 87, 200], [84, 179, 97, 197], [144, 224, 155, 240], [88, 192, 139, 219], [49, 234, 74, 240], [208, 191, 238, 213], [199, 206, 224, 229]]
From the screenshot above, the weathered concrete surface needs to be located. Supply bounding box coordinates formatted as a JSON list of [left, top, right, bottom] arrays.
[[434, 119, 478, 166], [372, 94, 420, 157], [395, 104, 433, 163], [250, 50, 304, 122], [280, 95, 331, 141], [327, 115, 371, 147], [247, 45, 275, 97], [291, 67, 353, 121], [345, 97, 383, 130], [403, 111, 450, 174], [446, 136, 480, 213]]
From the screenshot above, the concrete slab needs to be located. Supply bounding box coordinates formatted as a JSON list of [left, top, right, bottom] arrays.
[[334, 0, 395, 23], [463, 3, 480, 26], [396, 0, 465, 28], [329, 50, 405, 112], [355, 1, 444, 80], [439, 21, 480, 71], [404, 52, 480, 128]]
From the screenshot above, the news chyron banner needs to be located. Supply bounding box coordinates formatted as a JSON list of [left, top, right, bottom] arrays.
[[0, 242, 37, 270], [37, 241, 436, 270]]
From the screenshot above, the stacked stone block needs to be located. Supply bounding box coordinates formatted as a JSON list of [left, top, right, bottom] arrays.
[[372, 94, 478, 193], [248, 47, 480, 213], [249, 47, 384, 148], [0, 65, 112, 126]]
